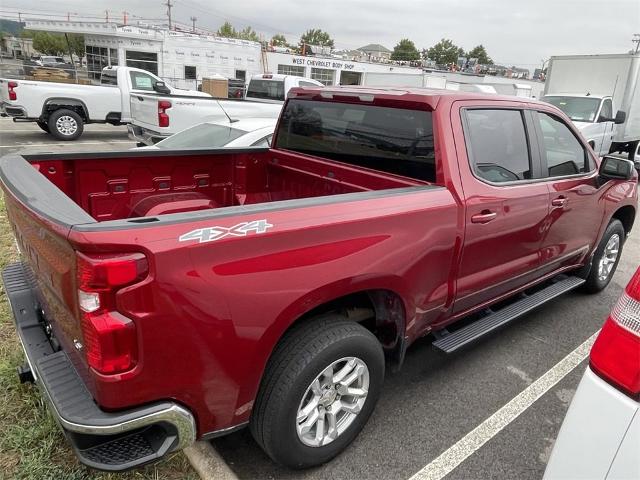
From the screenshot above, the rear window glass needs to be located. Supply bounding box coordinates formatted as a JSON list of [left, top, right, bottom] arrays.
[[275, 99, 436, 182], [156, 124, 247, 149], [247, 80, 285, 101]]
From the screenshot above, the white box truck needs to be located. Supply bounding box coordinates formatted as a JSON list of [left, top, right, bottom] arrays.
[[542, 53, 640, 159]]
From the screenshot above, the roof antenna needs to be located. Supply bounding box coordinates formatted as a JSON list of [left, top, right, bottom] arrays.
[[217, 101, 238, 123]]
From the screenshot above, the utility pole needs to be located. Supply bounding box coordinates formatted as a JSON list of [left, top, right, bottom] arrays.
[[105, 10, 109, 23], [165, 0, 173, 30], [190, 16, 197, 33], [123, 11, 128, 26], [633, 34, 640, 54]]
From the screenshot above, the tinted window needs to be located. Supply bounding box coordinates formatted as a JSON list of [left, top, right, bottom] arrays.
[[247, 80, 285, 101], [155, 124, 247, 150], [600, 99, 613, 120], [129, 71, 156, 91], [536, 112, 589, 177], [465, 109, 531, 183], [276, 99, 435, 182], [100, 71, 118, 86]]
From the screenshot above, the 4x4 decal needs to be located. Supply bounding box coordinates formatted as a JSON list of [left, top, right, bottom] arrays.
[[179, 219, 273, 244]]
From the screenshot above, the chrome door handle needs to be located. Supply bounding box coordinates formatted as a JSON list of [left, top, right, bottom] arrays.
[[551, 197, 567, 207], [471, 211, 497, 224]]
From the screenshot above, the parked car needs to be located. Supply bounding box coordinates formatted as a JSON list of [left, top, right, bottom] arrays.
[[245, 73, 324, 103], [542, 53, 640, 159], [134, 117, 276, 150], [0, 66, 208, 140], [544, 266, 640, 480], [1, 87, 636, 472], [128, 91, 281, 146]]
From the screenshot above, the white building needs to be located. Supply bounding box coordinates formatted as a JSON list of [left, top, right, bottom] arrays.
[[23, 19, 263, 89]]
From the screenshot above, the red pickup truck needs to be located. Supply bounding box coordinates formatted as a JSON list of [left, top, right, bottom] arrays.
[[1, 87, 637, 471]]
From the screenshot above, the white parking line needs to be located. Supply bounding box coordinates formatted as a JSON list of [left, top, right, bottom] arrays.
[[0, 141, 133, 148], [409, 331, 599, 480]]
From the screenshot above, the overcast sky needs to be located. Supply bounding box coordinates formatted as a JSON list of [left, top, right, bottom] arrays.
[[3, 0, 639, 69]]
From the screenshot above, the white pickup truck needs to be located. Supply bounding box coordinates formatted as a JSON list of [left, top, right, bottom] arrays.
[[128, 93, 282, 146], [542, 54, 640, 159], [0, 66, 208, 140]]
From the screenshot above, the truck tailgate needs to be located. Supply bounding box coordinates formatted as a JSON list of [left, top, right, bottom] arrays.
[[130, 93, 160, 130], [1, 155, 96, 370]]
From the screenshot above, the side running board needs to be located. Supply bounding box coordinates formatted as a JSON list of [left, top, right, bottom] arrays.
[[433, 276, 586, 354]]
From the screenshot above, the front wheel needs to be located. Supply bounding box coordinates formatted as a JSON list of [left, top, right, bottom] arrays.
[[250, 316, 384, 469], [47, 109, 84, 141], [583, 219, 625, 293]]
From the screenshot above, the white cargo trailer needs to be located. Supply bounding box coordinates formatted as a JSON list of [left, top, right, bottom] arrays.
[[543, 54, 640, 159]]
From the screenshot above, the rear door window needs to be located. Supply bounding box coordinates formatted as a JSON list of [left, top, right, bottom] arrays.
[[464, 109, 531, 183], [276, 99, 435, 182]]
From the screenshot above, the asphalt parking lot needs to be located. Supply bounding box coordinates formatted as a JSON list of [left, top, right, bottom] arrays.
[[1, 116, 638, 480]]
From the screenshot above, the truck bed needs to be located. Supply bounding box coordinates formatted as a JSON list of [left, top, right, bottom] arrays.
[[7, 148, 426, 224]]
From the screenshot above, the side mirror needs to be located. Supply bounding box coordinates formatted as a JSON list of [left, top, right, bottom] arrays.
[[153, 81, 171, 95], [599, 155, 635, 182], [614, 110, 626, 125]]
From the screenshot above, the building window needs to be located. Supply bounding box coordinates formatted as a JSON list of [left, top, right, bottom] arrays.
[[109, 48, 119, 66], [86, 45, 110, 80], [235, 69, 246, 81], [277, 64, 305, 77], [310, 67, 334, 85], [125, 50, 158, 75], [185, 65, 197, 80]]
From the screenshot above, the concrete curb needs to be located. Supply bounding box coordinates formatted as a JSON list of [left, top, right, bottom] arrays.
[[184, 441, 239, 480]]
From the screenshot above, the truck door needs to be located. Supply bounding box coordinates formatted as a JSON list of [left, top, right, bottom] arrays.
[[530, 109, 603, 274], [452, 103, 549, 314], [122, 70, 157, 122], [598, 98, 615, 155]]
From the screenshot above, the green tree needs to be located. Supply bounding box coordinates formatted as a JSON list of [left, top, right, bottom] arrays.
[[271, 34, 287, 47], [238, 26, 260, 42], [466, 44, 493, 65], [425, 38, 464, 65], [31, 31, 67, 55], [299, 28, 334, 49], [66, 34, 85, 59], [390, 38, 420, 61], [217, 21, 237, 39]]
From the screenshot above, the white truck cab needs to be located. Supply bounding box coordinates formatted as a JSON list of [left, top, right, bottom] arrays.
[[541, 94, 620, 157], [245, 74, 324, 103]]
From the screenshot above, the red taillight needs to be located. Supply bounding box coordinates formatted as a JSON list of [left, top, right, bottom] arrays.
[[8, 81, 17, 101], [158, 100, 171, 128], [76, 252, 148, 374], [590, 267, 640, 399]]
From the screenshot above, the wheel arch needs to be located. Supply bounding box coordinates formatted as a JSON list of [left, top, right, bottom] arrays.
[[41, 97, 89, 121], [239, 277, 413, 418], [611, 204, 636, 236]]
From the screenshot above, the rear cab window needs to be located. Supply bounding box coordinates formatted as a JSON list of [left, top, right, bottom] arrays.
[[247, 80, 285, 101], [275, 99, 436, 182]]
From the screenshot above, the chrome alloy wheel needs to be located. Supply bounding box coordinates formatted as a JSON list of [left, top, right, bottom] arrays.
[[296, 357, 369, 447], [56, 115, 78, 136], [598, 233, 620, 282]]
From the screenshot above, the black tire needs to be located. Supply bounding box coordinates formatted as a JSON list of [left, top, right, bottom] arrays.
[[36, 121, 50, 133], [583, 219, 625, 293], [47, 109, 84, 141], [250, 316, 384, 469]]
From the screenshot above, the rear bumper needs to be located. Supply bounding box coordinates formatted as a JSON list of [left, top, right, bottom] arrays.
[[127, 124, 168, 146], [0, 101, 27, 118], [2, 262, 196, 471]]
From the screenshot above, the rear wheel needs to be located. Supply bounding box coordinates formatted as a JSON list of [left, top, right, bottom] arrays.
[[36, 121, 50, 133], [250, 316, 384, 469], [583, 219, 625, 293], [47, 109, 84, 141]]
